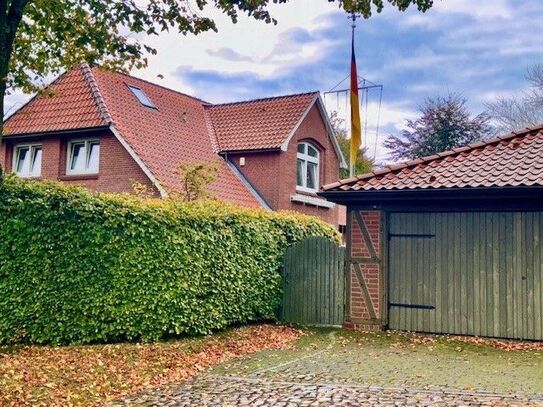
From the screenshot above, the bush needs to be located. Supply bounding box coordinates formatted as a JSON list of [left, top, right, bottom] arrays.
[[0, 177, 338, 345]]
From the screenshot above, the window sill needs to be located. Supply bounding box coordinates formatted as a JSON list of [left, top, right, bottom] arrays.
[[291, 193, 335, 209], [60, 174, 99, 181], [15, 175, 42, 180], [295, 188, 319, 197]]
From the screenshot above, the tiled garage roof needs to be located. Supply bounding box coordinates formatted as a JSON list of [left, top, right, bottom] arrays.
[[323, 125, 543, 192], [206, 92, 319, 151]]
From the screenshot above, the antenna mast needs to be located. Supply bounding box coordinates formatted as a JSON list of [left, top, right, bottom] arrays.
[[323, 12, 384, 173]]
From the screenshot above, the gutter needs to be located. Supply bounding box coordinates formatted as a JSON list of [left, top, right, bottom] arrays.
[[318, 185, 543, 205]]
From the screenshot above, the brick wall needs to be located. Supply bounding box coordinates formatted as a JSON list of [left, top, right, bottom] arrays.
[[345, 209, 385, 331], [233, 104, 344, 227], [0, 129, 158, 196], [227, 151, 281, 209]]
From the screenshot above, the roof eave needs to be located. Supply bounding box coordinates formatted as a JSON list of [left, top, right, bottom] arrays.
[[2, 125, 111, 139], [319, 185, 543, 205], [279, 93, 348, 169], [218, 147, 282, 154]]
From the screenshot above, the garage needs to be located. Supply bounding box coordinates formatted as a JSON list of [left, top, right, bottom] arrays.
[[320, 125, 543, 340], [388, 211, 543, 340]]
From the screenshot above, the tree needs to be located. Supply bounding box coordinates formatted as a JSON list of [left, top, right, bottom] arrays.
[[175, 162, 217, 202], [0, 0, 434, 145], [384, 94, 493, 161], [485, 63, 543, 133], [329, 110, 374, 178]]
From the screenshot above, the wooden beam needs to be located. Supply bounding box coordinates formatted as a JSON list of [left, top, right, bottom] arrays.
[[354, 211, 378, 260]]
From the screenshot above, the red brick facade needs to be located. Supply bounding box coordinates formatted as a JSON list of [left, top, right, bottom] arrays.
[[229, 104, 343, 227], [0, 130, 158, 196], [0, 105, 343, 226], [345, 209, 385, 331]]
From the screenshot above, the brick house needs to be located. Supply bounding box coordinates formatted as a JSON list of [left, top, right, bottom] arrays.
[[0, 63, 346, 227]]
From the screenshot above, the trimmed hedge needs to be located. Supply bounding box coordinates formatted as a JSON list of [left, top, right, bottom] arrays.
[[0, 177, 338, 345]]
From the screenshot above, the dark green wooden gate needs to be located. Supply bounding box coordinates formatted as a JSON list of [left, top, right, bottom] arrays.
[[281, 236, 345, 326], [388, 212, 543, 340]]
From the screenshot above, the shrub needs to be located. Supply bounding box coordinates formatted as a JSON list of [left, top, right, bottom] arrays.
[[0, 177, 338, 345]]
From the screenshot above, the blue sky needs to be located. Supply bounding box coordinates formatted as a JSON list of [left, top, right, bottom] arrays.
[[6, 0, 543, 161]]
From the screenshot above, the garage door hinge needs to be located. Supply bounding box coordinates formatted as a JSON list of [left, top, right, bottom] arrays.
[[388, 233, 435, 240]]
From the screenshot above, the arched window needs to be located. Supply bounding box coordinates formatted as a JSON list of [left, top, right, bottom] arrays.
[[296, 141, 320, 192]]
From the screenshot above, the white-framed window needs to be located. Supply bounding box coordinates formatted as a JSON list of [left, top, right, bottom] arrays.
[[296, 141, 320, 193], [13, 143, 42, 178], [66, 139, 100, 175]]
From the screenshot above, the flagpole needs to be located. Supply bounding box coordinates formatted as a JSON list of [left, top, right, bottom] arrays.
[[350, 12, 357, 178]]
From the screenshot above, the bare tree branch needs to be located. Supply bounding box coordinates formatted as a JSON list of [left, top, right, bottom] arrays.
[[485, 63, 543, 133]]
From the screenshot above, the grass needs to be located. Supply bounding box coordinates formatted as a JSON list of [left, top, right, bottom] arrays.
[[0, 324, 303, 407], [210, 328, 543, 395]]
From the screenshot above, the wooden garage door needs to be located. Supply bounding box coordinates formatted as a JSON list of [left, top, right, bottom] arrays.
[[388, 212, 543, 340]]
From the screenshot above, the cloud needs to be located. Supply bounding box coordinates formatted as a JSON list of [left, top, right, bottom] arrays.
[[6, 0, 543, 164], [206, 48, 255, 62]]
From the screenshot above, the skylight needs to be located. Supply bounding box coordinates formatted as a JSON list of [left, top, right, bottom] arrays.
[[127, 85, 157, 109]]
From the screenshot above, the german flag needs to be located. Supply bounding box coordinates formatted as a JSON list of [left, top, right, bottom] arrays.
[[350, 35, 361, 175]]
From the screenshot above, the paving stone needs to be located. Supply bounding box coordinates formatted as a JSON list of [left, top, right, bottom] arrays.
[[108, 375, 543, 406]]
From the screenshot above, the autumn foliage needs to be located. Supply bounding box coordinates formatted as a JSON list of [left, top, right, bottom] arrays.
[[0, 324, 304, 406]]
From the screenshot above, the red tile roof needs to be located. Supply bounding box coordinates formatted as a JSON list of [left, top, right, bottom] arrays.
[[206, 92, 319, 151], [4, 64, 262, 208], [4, 66, 108, 134], [323, 125, 543, 192]]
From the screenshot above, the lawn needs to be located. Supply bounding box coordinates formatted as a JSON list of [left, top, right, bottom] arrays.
[[211, 328, 543, 395], [0, 324, 303, 407]]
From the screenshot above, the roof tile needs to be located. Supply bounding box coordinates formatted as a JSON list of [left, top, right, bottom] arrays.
[[4, 66, 107, 134], [322, 125, 543, 192], [206, 93, 318, 151], [4, 64, 266, 208]]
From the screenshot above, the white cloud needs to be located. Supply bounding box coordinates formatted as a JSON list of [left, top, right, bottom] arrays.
[[138, 0, 339, 94], [434, 0, 512, 20], [205, 48, 255, 62], [401, 0, 513, 28]]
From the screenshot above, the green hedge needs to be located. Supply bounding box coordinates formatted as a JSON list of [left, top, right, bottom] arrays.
[[0, 177, 338, 345]]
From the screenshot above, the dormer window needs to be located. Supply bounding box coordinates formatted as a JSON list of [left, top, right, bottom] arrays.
[[13, 143, 42, 178], [296, 141, 320, 193], [127, 85, 157, 109]]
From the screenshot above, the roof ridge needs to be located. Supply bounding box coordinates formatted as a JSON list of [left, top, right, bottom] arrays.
[[208, 91, 319, 108], [326, 125, 543, 189], [92, 66, 211, 105], [80, 63, 113, 125], [203, 108, 221, 153]]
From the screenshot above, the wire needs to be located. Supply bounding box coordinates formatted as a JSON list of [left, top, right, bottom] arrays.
[[373, 86, 383, 160], [364, 87, 369, 150], [327, 74, 350, 93], [345, 92, 348, 135]]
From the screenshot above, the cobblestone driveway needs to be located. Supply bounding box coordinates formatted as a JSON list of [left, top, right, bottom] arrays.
[[109, 330, 543, 406], [110, 375, 543, 406]]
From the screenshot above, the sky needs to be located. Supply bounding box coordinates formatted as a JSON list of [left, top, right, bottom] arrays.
[[6, 0, 543, 162]]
